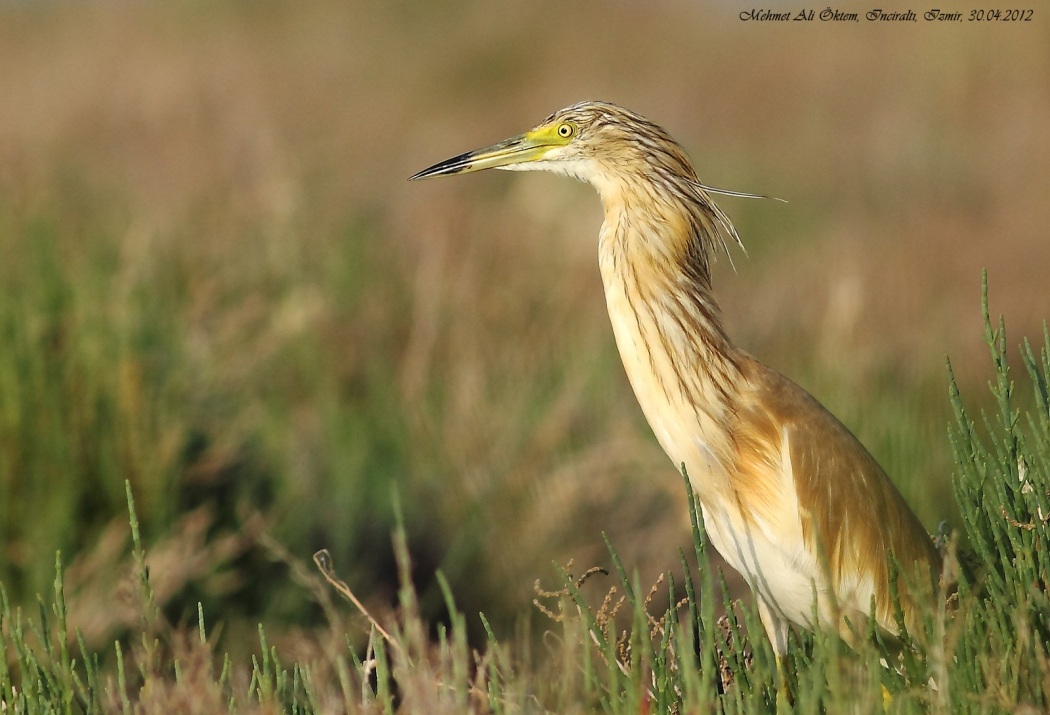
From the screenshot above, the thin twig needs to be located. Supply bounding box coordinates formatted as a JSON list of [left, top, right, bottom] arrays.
[[1000, 505, 1045, 531], [313, 549, 403, 655]]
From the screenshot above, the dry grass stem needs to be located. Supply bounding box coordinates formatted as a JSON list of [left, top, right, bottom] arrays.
[[312, 549, 402, 656]]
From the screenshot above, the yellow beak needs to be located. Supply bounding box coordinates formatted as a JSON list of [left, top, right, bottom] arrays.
[[408, 132, 552, 180]]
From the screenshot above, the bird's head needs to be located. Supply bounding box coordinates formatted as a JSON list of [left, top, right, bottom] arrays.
[[411, 101, 778, 267], [408, 101, 694, 193]]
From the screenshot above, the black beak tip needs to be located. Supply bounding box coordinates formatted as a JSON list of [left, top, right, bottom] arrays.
[[408, 166, 444, 182], [408, 165, 442, 181], [408, 150, 478, 182]]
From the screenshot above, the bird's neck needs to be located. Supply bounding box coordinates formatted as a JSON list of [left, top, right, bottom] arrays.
[[596, 181, 739, 371], [597, 187, 744, 477]]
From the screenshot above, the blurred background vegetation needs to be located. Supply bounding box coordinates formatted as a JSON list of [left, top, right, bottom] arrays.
[[0, 0, 1047, 664]]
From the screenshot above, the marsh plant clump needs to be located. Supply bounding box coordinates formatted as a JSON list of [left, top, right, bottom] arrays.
[[1, 292, 1049, 713]]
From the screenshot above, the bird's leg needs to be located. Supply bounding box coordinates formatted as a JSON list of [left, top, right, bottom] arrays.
[[881, 684, 893, 711], [775, 655, 795, 712], [757, 599, 794, 710]]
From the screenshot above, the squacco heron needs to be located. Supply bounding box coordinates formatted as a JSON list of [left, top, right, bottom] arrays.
[[410, 101, 940, 665]]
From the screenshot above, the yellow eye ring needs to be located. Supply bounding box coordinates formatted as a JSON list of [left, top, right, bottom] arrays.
[[557, 123, 576, 139]]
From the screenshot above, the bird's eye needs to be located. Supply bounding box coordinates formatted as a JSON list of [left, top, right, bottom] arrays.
[[557, 123, 575, 139]]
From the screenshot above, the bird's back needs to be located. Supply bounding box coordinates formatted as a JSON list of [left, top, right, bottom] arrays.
[[725, 353, 941, 642]]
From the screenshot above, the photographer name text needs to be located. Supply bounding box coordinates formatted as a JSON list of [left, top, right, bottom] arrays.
[[739, 8, 1034, 22]]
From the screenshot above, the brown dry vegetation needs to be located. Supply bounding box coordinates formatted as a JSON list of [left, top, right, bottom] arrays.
[[0, 0, 1047, 667]]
